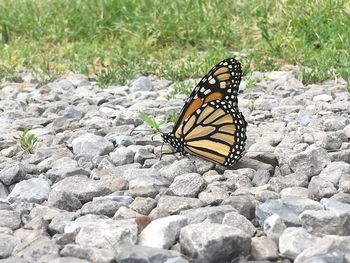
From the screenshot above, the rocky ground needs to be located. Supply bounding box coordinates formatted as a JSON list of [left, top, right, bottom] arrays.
[[0, 67, 349, 263]]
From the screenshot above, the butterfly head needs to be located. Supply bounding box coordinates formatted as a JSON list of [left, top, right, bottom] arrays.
[[161, 132, 184, 154]]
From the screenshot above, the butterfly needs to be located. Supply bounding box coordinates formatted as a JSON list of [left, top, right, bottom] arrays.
[[162, 58, 247, 167]]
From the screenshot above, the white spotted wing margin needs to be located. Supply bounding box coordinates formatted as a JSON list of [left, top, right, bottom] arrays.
[[180, 99, 247, 167]]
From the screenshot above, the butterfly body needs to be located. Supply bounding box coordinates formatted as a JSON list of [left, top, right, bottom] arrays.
[[162, 58, 247, 167]]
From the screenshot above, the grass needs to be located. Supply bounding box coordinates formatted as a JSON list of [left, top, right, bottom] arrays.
[[139, 111, 165, 132], [16, 128, 38, 154], [0, 0, 349, 86]]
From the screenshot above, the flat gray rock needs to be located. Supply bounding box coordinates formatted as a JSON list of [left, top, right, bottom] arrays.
[[0, 210, 21, 230], [75, 219, 138, 249], [7, 178, 50, 204], [0, 234, 20, 258], [60, 244, 114, 263], [0, 162, 25, 186], [156, 195, 204, 215], [251, 236, 278, 260], [180, 222, 251, 263], [179, 205, 235, 224], [50, 175, 112, 203], [115, 244, 188, 263], [222, 211, 256, 237], [256, 196, 324, 226], [279, 227, 318, 260], [169, 173, 206, 197], [294, 236, 350, 263], [138, 215, 187, 249], [299, 210, 350, 235], [72, 133, 114, 156]]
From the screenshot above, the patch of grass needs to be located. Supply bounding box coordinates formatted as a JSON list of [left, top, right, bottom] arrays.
[[347, 85, 350, 93], [0, 0, 349, 85], [96, 68, 119, 88], [246, 77, 256, 88], [139, 111, 165, 132], [248, 100, 256, 112], [16, 128, 38, 154], [168, 112, 179, 124], [165, 81, 192, 100]]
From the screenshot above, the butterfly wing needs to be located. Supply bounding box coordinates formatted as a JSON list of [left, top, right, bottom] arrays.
[[179, 99, 247, 166], [172, 58, 242, 140]]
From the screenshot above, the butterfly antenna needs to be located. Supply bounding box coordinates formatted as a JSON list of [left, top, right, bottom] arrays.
[[160, 142, 164, 160]]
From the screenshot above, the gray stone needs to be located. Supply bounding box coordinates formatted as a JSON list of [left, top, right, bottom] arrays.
[[75, 219, 138, 249], [50, 257, 90, 263], [50, 175, 112, 203], [252, 170, 271, 186], [263, 214, 287, 242], [113, 206, 143, 219], [269, 173, 308, 193], [48, 212, 76, 234], [180, 222, 251, 263], [289, 146, 331, 177], [115, 244, 188, 263], [251, 236, 278, 260], [125, 187, 158, 198], [90, 168, 128, 192], [299, 210, 350, 235], [0, 233, 20, 258], [48, 190, 82, 211], [138, 215, 187, 249], [222, 212, 256, 237], [80, 198, 123, 217], [234, 157, 274, 175], [179, 205, 236, 224], [156, 195, 204, 215], [222, 194, 256, 219], [0, 210, 21, 230], [131, 76, 152, 92], [256, 196, 324, 226], [0, 183, 9, 201], [294, 236, 350, 263], [169, 173, 206, 197], [280, 187, 309, 198], [319, 161, 350, 186], [324, 118, 346, 131], [198, 185, 229, 205], [339, 174, 350, 193], [308, 176, 337, 200], [330, 193, 350, 204], [254, 190, 280, 202], [134, 147, 155, 164], [0, 162, 25, 186], [16, 236, 60, 263], [321, 198, 350, 213], [110, 146, 135, 166], [64, 214, 109, 233], [159, 159, 197, 180], [0, 257, 28, 263], [72, 133, 114, 156], [129, 197, 157, 215], [7, 178, 50, 204], [46, 157, 90, 183], [316, 132, 343, 150], [279, 227, 318, 260], [60, 244, 114, 263]]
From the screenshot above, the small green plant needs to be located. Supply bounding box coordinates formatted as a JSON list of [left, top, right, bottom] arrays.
[[17, 128, 38, 154], [168, 112, 178, 123], [165, 82, 192, 100], [246, 77, 256, 88], [96, 68, 118, 88], [347, 85, 350, 94], [139, 112, 166, 132], [248, 100, 256, 112]]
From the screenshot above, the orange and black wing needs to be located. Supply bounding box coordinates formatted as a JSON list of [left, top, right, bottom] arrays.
[[179, 99, 247, 166], [172, 58, 242, 139]]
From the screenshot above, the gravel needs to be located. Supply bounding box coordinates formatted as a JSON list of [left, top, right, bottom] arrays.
[[0, 69, 349, 262]]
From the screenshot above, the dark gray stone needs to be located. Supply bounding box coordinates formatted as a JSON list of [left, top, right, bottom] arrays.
[[222, 194, 256, 219], [251, 236, 278, 260], [179, 205, 235, 224]]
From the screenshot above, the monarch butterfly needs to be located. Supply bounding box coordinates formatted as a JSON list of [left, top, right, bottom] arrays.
[[162, 58, 247, 167]]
